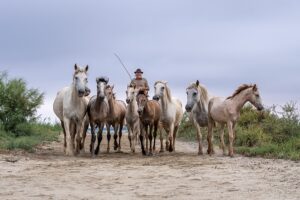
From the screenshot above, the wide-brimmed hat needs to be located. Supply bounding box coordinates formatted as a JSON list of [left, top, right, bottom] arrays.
[[134, 68, 143, 74]]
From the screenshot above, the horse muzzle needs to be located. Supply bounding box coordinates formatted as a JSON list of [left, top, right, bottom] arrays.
[[98, 95, 105, 100], [153, 95, 160, 101], [78, 90, 85, 97], [84, 87, 91, 96], [138, 109, 143, 115], [126, 99, 131, 104], [185, 105, 192, 112], [257, 105, 264, 111]]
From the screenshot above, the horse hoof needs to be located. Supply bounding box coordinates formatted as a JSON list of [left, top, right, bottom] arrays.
[[168, 146, 173, 152], [95, 149, 99, 155], [159, 149, 164, 153], [198, 151, 203, 155], [142, 151, 147, 156]]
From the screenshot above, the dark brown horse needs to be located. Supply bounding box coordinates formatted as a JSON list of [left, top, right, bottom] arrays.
[[137, 90, 161, 155]]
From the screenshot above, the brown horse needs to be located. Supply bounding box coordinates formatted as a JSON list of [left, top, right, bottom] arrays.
[[105, 85, 126, 152], [87, 77, 110, 157], [208, 84, 264, 157], [137, 90, 161, 155]]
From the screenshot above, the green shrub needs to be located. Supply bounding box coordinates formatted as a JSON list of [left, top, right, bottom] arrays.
[[0, 72, 44, 134]]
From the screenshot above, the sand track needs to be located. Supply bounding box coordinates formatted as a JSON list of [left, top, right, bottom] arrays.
[[0, 133, 299, 200]]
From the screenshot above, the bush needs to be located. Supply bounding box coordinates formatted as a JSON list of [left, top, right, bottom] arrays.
[[0, 72, 59, 151], [0, 72, 44, 134], [0, 123, 60, 151]]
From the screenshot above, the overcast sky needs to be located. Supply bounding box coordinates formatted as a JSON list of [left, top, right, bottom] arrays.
[[0, 0, 299, 122]]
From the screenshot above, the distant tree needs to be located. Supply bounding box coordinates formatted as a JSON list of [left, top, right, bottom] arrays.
[[0, 72, 44, 133]]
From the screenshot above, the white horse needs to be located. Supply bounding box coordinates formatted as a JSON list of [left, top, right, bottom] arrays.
[[153, 81, 183, 152], [185, 80, 214, 155], [125, 84, 140, 153], [53, 64, 89, 156]]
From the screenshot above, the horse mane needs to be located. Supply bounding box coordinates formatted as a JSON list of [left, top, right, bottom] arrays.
[[187, 82, 209, 102], [226, 84, 254, 99], [137, 89, 148, 96], [74, 67, 87, 75], [97, 76, 109, 84], [128, 83, 136, 88], [154, 81, 172, 102]]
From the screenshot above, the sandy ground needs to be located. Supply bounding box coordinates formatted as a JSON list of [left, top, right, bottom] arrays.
[[0, 133, 299, 200]]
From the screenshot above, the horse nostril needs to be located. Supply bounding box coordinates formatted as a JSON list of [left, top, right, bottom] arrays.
[[185, 105, 191, 111], [153, 96, 159, 101], [78, 90, 85, 96], [126, 99, 130, 104]]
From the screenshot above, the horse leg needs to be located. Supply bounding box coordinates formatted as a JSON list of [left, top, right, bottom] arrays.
[[153, 123, 158, 152], [139, 123, 146, 155], [165, 128, 170, 151], [227, 121, 234, 157], [60, 120, 67, 153], [106, 124, 111, 153], [80, 119, 89, 153], [207, 119, 214, 155], [118, 122, 123, 152], [145, 125, 149, 154], [128, 125, 133, 151], [195, 123, 203, 155], [75, 121, 83, 155], [219, 124, 226, 155], [159, 127, 164, 153], [113, 125, 119, 151], [148, 125, 153, 155], [90, 122, 96, 157], [95, 123, 104, 155], [173, 125, 179, 152], [63, 118, 75, 156], [132, 122, 140, 153], [168, 124, 175, 152]]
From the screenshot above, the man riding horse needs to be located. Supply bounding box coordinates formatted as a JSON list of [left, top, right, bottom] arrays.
[[130, 68, 149, 94]]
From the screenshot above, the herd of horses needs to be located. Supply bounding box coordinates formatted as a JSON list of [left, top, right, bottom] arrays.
[[53, 64, 264, 158]]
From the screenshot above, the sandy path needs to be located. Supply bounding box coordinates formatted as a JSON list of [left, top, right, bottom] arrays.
[[0, 133, 299, 200]]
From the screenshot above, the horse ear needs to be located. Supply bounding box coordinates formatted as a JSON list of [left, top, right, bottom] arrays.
[[111, 84, 114, 90], [162, 80, 168, 85], [85, 65, 89, 72], [253, 84, 257, 91], [96, 77, 100, 83], [196, 80, 199, 86], [74, 64, 78, 71]]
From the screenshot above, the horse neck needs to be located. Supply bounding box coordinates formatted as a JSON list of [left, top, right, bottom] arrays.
[[196, 92, 209, 113], [71, 84, 81, 105], [231, 90, 250, 112], [128, 98, 138, 114], [108, 96, 117, 116], [95, 96, 105, 111], [144, 100, 152, 115], [160, 92, 171, 111]]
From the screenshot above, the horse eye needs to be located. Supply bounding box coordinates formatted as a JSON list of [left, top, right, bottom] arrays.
[[75, 77, 78, 80], [161, 87, 165, 90], [193, 92, 197, 96]]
